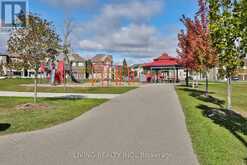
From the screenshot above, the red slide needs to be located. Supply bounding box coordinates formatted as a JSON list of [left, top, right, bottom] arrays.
[[55, 61, 65, 84]]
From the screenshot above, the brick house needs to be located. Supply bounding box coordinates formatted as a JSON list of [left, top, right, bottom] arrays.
[[237, 59, 247, 81], [91, 54, 113, 80], [68, 54, 86, 80]]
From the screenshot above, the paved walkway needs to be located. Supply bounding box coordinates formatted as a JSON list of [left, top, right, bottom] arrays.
[[0, 91, 119, 99], [21, 82, 141, 88], [0, 85, 198, 165]]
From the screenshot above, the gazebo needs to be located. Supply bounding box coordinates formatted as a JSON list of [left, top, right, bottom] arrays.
[[143, 53, 182, 83]]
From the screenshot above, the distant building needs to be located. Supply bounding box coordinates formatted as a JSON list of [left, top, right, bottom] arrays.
[[0, 53, 8, 64], [0, 53, 35, 77], [130, 64, 145, 82], [206, 59, 247, 81], [0, 53, 8, 75], [0, 52, 87, 79], [68, 54, 86, 80], [237, 59, 247, 81], [91, 54, 113, 80]]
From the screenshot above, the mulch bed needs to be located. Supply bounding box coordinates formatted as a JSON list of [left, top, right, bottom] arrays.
[[16, 103, 51, 111]]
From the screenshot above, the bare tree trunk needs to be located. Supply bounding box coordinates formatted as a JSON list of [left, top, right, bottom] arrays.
[[192, 73, 195, 88], [34, 70, 38, 103], [186, 69, 189, 87], [205, 72, 209, 97], [195, 73, 199, 88], [227, 77, 232, 110], [64, 64, 66, 92], [63, 18, 73, 91]]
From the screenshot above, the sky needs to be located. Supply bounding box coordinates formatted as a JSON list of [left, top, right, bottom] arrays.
[[0, 0, 198, 64]]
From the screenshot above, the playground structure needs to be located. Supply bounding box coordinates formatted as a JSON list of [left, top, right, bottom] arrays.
[[38, 51, 138, 87], [90, 64, 136, 87], [39, 50, 82, 85]]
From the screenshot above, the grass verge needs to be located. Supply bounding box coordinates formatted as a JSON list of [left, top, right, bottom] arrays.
[[176, 83, 247, 165], [0, 78, 137, 94], [0, 97, 107, 135]]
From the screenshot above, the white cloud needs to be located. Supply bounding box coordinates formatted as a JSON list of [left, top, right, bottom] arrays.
[[73, 0, 163, 36], [109, 25, 155, 48], [40, 0, 178, 62], [39, 0, 94, 9], [70, 0, 177, 61], [79, 40, 104, 50], [102, 1, 162, 21], [78, 24, 177, 59]]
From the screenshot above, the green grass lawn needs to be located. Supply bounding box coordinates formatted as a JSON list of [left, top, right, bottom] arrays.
[[176, 83, 247, 165], [0, 78, 137, 94], [0, 97, 107, 135]]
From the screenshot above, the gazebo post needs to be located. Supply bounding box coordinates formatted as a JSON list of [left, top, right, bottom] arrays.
[[174, 67, 176, 83]]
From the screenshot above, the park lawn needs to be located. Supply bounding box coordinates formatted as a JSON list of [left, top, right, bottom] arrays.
[[0, 78, 137, 94], [0, 97, 107, 135], [202, 83, 247, 114], [176, 83, 247, 165]]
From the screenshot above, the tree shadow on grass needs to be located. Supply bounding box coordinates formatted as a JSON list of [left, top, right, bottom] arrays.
[[179, 83, 204, 88], [180, 86, 247, 163], [197, 104, 247, 148], [190, 91, 225, 108], [43, 95, 86, 101], [179, 87, 216, 95], [198, 104, 247, 164], [0, 123, 11, 132], [243, 158, 247, 165], [179, 87, 223, 107]]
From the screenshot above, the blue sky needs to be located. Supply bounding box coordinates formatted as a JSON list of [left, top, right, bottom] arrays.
[[1, 0, 198, 64]]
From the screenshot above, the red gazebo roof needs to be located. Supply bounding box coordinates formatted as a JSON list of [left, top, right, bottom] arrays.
[[143, 53, 178, 68]]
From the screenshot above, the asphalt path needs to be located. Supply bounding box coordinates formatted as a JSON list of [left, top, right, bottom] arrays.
[[0, 84, 198, 165]]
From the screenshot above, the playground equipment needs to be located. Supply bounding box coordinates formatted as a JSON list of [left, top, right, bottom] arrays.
[[39, 51, 81, 85], [91, 63, 111, 87], [39, 50, 138, 87], [90, 63, 136, 87], [114, 65, 123, 86]]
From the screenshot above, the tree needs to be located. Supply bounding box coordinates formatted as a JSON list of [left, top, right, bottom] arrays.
[[5, 56, 24, 77], [177, 16, 203, 87], [63, 18, 74, 91], [8, 13, 60, 103], [177, 0, 218, 95], [195, 0, 218, 96], [238, 0, 247, 56], [177, 20, 196, 87], [208, 0, 246, 110], [85, 60, 93, 79], [122, 58, 128, 79]]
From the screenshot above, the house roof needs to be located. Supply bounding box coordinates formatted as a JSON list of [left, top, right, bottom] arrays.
[[68, 54, 85, 62], [131, 64, 143, 69], [143, 53, 179, 68], [7, 53, 20, 58], [91, 54, 112, 63], [0, 53, 8, 56]]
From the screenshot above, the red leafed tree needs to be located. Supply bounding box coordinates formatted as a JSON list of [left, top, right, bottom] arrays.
[[177, 0, 218, 96], [177, 16, 201, 87]]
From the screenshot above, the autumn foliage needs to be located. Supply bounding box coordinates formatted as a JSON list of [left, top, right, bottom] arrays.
[[177, 0, 217, 71], [177, 0, 218, 93]]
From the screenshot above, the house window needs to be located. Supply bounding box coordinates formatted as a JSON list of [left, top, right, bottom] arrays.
[[78, 62, 84, 67]]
